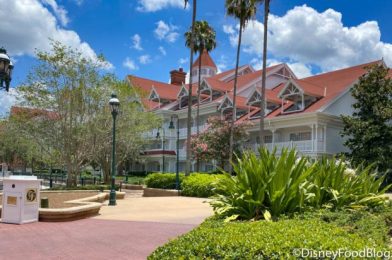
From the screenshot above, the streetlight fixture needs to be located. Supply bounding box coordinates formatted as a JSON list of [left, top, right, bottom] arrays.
[[109, 93, 120, 206], [0, 48, 13, 92], [156, 127, 166, 173], [169, 115, 180, 191]]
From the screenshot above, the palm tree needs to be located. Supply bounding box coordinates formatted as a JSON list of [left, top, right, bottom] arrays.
[[226, 0, 261, 173], [259, 0, 270, 148], [185, 20, 217, 172], [184, 0, 197, 175]]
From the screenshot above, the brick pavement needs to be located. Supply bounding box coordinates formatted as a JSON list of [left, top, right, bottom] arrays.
[[0, 195, 213, 260]]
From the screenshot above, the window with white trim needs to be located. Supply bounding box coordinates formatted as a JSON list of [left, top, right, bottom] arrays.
[[289, 132, 311, 141]]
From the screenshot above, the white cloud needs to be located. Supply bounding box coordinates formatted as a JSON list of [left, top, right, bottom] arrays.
[[0, 89, 21, 117], [41, 0, 69, 26], [223, 25, 235, 35], [139, 55, 152, 64], [217, 55, 229, 73], [154, 20, 179, 43], [123, 57, 139, 70], [158, 46, 167, 56], [224, 5, 392, 72], [0, 0, 113, 70], [137, 0, 185, 12], [251, 58, 313, 78], [178, 57, 188, 65], [131, 34, 143, 51]]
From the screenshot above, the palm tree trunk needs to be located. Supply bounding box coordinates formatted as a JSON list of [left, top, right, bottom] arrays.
[[259, 0, 270, 149], [228, 20, 244, 174], [186, 0, 197, 176], [196, 48, 203, 172]]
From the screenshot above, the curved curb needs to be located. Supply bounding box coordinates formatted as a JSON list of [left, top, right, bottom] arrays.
[[1, 191, 126, 222]]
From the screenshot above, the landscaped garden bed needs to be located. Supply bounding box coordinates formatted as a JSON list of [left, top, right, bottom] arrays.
[[148, 148, 392, 258]]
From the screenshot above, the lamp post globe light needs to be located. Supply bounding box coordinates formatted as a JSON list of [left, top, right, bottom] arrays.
[[169, 115, 180, 191], [109, 93, 120, 206], [0, 48, 14, 92]]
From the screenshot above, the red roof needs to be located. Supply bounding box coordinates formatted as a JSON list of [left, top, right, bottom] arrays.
[[10, 106, 59, 120], [129, 75, 180, 101], [192, 50, 217, 69]]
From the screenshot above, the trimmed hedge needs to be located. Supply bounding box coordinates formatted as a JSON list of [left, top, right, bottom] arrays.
[[149, 210, 392, 259], [144, 173, 227, 197], [181, 174, 228, 198], [144, 173, 185, 189]]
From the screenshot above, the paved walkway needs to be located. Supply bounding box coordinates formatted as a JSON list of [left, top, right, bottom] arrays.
[[0, 193, 213, 260]]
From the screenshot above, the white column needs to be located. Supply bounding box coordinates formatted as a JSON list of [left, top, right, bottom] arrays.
[[311, 124, 314, 152], [323, 125, 327, 152], [315, 124, 318, 153]]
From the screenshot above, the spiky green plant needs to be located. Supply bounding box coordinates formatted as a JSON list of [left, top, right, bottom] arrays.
[[308, 158, 390, 209], [211, 148, 316, 220]]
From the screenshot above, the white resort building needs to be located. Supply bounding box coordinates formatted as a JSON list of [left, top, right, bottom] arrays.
[[127, 50, 387, 173]]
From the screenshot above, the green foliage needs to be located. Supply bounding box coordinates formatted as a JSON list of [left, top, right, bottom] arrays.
[[185, 20, 216, 54], [225, 0, 262, 25], [144, 173, 185, 189], [190, 116, 249, 168], [212, 148, 314, 220], [308, 158, 390, 209], [341, 64, 392, 175], [149, 210, 391, 259], [181, 173, 228, 198], [212, 148, 390, 221]]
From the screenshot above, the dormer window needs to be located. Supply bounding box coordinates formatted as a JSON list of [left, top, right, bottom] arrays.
[[199, 80, 212, 103], [177, 85, 189, 109], [247, 89, 280, 118], [149, 87, 160, 103], [278, 80, 323, 114]]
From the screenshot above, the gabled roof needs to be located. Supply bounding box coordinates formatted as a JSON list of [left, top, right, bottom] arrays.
[[192, 50, 217, 69], [129, 75, 181, 101], [296, 60, 382, 112]]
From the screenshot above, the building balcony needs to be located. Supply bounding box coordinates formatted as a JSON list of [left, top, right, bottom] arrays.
[[246, 140, 326, 155], [143, 124, 208, 140]]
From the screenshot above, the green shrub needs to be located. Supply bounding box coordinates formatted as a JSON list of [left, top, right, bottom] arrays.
[[181, 174, 228, 198], [212, 148, 315, 220], [308, 158, 390, 209], [149, 210, 391, 259], [144, 173, 185, 189], [212, 148, 390, 221]]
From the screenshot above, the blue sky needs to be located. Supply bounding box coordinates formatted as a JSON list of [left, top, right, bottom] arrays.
[[1, 0, 392, 115]]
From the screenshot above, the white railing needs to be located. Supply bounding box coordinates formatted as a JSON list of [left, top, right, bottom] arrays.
[[179, 124, 208, 138], [143, 124, 208, 139], [252, 140, 325, 154]]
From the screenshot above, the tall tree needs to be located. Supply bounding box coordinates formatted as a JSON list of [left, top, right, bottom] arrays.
[[226, 0, 261, 173], [184, 0, 197, 175], [185, 21, 217, 135], [16, 41, 157, 185], [259, 0, 270, 148], [185, 20, 216, 172], [341, 64, 392, 178], [87, 79, 159, 183]]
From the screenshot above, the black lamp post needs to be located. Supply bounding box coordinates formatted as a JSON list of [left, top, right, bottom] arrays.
[[156, 127, 166, 173], [109, 93, 120, 206], [0, 48, 13, 92], [169, 115, 180, 190]]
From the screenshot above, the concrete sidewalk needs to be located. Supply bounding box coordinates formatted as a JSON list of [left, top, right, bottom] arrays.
[[94, 196, 213, 225], [0, 196, 213, 260]]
